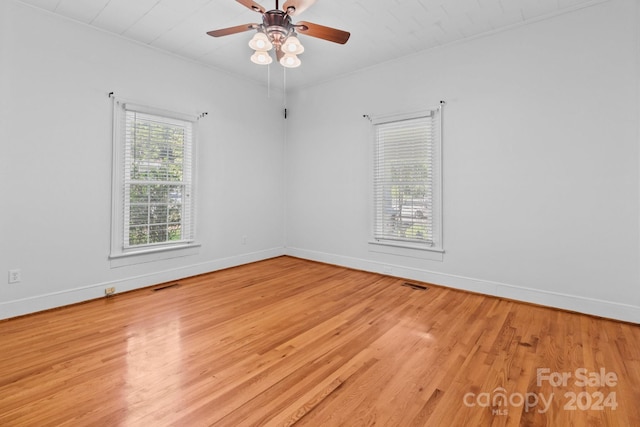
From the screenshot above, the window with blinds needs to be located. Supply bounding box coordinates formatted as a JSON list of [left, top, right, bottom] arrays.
[[372, 109, 441, 249], [124, 110, 193, 248], [111, 101, 196, 259]]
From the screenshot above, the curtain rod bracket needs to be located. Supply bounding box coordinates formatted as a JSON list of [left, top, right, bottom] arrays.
[[108, 92, 114, 98], [363, 114, 372, 122]]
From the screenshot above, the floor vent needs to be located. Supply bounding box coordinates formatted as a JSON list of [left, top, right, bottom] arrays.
[[153, 283, 180, 292], [402, 282, 428, 291]]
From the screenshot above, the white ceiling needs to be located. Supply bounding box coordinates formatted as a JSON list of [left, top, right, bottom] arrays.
[[16, 0, 600, 89]]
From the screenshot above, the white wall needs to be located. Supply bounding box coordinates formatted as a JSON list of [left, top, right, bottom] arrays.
[[284, 0, 640, 323], [0, 1, 286, 319]]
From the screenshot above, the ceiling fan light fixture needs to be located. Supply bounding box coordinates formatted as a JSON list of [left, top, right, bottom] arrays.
[[248, 32, 273, 51], [282, 35, 304, 54], [251, 50, 273, 65], [207, 1, 351, 70], [280, 53, 301, 68]]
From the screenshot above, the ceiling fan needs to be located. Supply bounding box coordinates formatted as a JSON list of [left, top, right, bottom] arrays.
[[207, 0, 350, 68]]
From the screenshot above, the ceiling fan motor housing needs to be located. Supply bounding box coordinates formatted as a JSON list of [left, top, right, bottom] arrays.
[[262, 10, 293, 46]]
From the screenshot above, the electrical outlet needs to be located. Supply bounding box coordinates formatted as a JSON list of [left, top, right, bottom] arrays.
[[8, 269, 21, 284], [105, 287, 116, 296]]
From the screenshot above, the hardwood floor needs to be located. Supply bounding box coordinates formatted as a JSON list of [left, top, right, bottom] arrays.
[[1, 256, 639, 426]]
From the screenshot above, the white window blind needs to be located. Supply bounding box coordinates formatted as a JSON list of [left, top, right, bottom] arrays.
[[373, 110, 440, 248], [111, 100, 196, 260], [123, 108, 194, 248]]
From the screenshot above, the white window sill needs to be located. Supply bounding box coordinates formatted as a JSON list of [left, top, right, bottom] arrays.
[[109, 242, 201, 268], [368, 240, 444, 261]]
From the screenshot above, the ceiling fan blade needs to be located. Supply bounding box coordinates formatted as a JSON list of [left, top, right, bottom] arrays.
[[236, 0, 266, 13], [296, 21, 350, 44], [283, 0, 316, 16], [207, 23, 258, 37]]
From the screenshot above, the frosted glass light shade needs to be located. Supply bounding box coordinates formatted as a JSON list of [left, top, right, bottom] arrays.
[[280, 53, 301, 68], [248, 32, 273, 51], [251, 50, 273, 65], [282, 36, 304, 55]]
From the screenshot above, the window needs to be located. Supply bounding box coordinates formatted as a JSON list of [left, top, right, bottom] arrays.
[[111, 100, 197, 262], [371, 108, 442, 253]]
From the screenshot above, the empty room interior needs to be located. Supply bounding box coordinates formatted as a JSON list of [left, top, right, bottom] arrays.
[[1, 0, 640, 425]]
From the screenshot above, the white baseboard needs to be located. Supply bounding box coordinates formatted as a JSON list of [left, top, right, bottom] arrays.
[[285, 247, 640, 324], [0, 247, 285, 320], [4, 246, 638, 324]]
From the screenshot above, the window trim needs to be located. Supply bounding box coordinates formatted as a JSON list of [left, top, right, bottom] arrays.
[[368, 107, 443, 256], [110, 99, 198, 265]]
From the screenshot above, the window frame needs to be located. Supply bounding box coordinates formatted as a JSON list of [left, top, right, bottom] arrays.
[[110, 99, 199, 265], [368, 108, 443, 259]]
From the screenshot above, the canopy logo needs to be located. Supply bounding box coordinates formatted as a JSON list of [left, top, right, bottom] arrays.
[[463, 388, 552, 415]]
